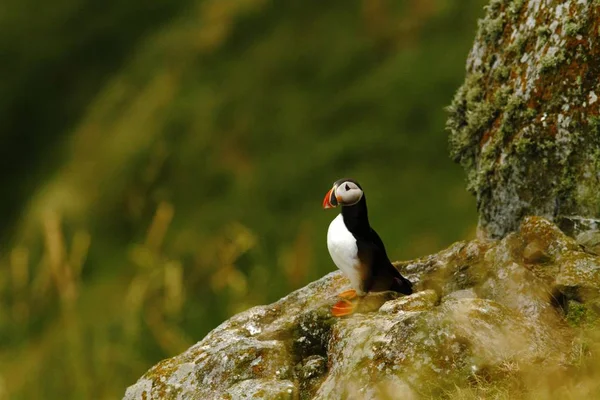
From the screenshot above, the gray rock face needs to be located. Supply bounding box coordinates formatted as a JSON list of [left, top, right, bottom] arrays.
[[123, 217, 600, 399], [446, 0, 600, 239]]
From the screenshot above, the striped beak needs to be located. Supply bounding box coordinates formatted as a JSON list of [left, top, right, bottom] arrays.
[[323, 186, 339, 209]]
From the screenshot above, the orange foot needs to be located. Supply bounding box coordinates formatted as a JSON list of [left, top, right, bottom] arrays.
[[337, 289, 357, 300], [331, 299, 356, 317]]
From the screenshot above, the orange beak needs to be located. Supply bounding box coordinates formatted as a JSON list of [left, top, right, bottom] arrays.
[[323, 187, 339, 209]]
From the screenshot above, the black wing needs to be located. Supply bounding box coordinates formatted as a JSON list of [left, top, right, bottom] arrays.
[[369, 228, 391, 262], [361, 228, 413, 294]]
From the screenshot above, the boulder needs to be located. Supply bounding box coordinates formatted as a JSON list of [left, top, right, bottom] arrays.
[[123, 217, 600, 399]]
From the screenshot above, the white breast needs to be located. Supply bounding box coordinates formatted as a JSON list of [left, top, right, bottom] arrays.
[[327, 213, 364, 294]]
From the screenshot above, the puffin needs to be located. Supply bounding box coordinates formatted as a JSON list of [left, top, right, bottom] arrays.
[[322, 178, 413, 316]]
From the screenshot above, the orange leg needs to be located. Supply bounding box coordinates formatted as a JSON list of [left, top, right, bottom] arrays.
[[331, 299, 356, 317], [337, 289, 357, 300]]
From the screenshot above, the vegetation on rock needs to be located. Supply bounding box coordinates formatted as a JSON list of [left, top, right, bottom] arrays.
[[446, 0, 600, 238], [124, 217, 600, 399]]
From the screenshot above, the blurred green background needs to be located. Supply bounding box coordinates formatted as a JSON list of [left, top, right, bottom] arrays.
[[0, 0, 485, 398]]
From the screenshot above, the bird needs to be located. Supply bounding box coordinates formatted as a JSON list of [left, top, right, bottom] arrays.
[[322, 178, 413, 316]]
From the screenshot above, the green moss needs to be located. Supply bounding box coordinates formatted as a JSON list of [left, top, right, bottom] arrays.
[[495, 93, 524, 142], [493, 65, 510, 82], [447, 50, 528, 199], [506, 35, 527, 56], [484, 16, 506, 43], [588, 116, 600, 136], [566, 301, 600, 328], [507, 0, 525, 20], [567, 302, 587, 327], [485, 0, 505, 14], [467, 102, 496, 134], [536, 26, 551, 39], [565, 21, 583, 36], [466, 83, 484, 104], [447, 72, 489, 167], [514, 136, 533, 155], [493, 85, 511, 108], [291, 309, 335, 361], [578, 45, 589, 63], [504, 94, 524, 116], [478, 1, 506, 45], [141, 359, 183, 399], [540, 48, 566, 73], [523, 107, 537, 120]]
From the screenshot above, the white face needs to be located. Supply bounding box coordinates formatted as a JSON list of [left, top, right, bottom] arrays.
[[335, 181, 363, 206]]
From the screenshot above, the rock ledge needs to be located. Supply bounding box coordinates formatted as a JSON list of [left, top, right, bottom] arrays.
[[123, 217, 600, 399]]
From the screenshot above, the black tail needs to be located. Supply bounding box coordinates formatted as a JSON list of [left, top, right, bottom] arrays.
[[392, 275, 413, 295]]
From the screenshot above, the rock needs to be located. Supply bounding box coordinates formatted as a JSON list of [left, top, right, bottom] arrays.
[[443, 289, 478, 302], [556, 215, 600, 255], [317, 297, 566, 399], [575, 231, 600, 256], [565, 300, 600, 328], [555, 252, 600, 302], [294, 355, 327, 399], [379, 289, 438, 313], [556, 216, 600, 239], [522, 240, 550, 264], [123, 217, 600, 400], [394, 239, 491, 296], [224, 379, 295, 400], [446, 0, 600, 239]]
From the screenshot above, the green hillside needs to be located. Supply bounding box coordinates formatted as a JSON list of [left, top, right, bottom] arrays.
[[0, 0, 485, 398]]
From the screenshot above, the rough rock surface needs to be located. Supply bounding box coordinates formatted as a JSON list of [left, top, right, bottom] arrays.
[[446, 0, 600, 238], [123, 217, 600, 399]]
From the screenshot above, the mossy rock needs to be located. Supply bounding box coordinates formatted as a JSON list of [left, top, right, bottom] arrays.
[[446, 0, 600, 239], [123, 217, 600, 400]]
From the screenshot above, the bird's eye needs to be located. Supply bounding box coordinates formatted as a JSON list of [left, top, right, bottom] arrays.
[[345, 184, 350, 191]]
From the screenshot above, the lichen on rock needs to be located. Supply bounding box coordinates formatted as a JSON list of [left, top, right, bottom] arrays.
[[446, 0, 600, 239], [123, 217, 600, 400]]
